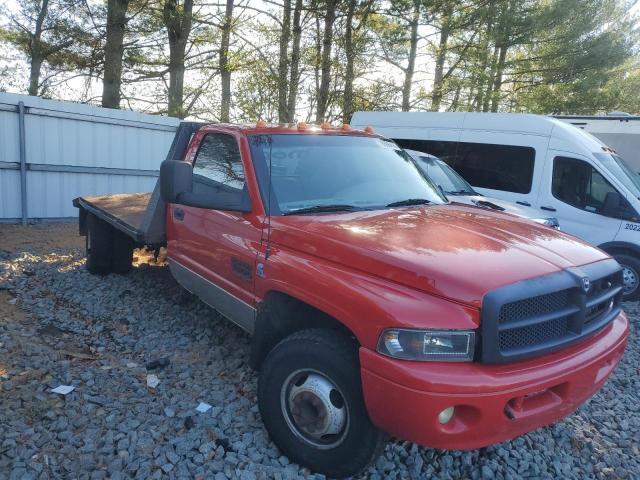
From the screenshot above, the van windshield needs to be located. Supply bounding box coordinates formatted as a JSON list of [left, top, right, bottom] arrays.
[[248, 134, 446, 215], [595, 152, 640, 200]]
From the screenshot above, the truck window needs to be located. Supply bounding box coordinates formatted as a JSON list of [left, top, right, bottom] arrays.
[[193, 133, 245, 193], [394, 139, 535, 194], [552, 157, 620, 214]]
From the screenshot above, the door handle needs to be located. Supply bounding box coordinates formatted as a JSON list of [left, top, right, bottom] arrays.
[[516, 201, 531, 207], [540, 206, 556, 212], [174, 207, 185, 221]]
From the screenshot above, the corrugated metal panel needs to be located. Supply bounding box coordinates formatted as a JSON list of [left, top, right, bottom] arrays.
[[0, 93, 181, 220]]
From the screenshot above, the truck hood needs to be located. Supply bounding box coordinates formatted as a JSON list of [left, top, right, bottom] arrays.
[[270, 204, 608, 307]]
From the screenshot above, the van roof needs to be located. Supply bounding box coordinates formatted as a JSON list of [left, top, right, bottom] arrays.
[[351, 111, 606, 156]]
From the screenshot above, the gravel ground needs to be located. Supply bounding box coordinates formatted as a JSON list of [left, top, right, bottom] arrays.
[[0, 222, 639, 480]]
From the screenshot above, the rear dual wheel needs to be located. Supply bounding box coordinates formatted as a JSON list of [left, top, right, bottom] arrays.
[[85, 214, 134, 275], [258, 329, 386, 478]]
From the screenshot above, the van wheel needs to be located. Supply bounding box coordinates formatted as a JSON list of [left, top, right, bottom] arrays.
[[614, 254, 640, 301], [258, 329, 386, 478], [86, 214, 112, 274], [112, 229, 134, 274]]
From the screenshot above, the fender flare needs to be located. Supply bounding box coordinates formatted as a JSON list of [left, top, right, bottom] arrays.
[[598, 241, 640, 258]]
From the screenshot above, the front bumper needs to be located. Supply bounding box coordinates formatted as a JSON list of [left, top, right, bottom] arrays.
[[360, 312, 628, 450]]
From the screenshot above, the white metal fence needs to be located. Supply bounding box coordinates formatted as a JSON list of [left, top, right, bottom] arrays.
[[0, 93, 180, 223]]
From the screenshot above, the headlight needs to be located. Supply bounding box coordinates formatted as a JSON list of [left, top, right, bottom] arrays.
[[532, 217, 560, 229], [376, 329, 475, 362]]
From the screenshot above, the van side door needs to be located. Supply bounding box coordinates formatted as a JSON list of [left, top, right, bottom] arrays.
[[166, 131, 264, 333], [536, 151, 622, 245]]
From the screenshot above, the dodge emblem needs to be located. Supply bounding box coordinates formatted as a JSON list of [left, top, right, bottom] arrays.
[[581, 277, 590, 292]]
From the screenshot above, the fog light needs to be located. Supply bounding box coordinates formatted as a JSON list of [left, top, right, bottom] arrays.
[[438, 406, 455, 424]]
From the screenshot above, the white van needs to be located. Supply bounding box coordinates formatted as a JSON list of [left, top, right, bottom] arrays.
[[352, 111, 640, 300]]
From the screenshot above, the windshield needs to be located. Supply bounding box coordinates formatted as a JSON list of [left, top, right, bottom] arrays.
[[409, 152, 475, 195], [594, 152, 640, 200], [248, 134, 446, 215]]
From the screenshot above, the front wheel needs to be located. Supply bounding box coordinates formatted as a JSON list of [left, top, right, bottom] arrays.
[[258, 329, 386, 478], [614, 253, 640, 301]]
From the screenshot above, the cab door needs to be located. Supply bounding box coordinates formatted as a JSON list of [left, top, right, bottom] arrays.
[[535, 150, 622, 245], [167, 132, 264, 333]]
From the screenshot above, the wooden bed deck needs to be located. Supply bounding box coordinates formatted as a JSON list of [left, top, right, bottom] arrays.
[[76, 192, 152, 241]]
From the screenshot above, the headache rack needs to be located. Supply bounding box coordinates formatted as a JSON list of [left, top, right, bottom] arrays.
[[480, 259, 623, 363]]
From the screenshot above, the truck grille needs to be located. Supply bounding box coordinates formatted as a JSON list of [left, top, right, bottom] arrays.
[[481, 260, 623, 363]]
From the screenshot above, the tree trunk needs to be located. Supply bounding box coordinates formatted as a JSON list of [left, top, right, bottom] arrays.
[[28, 55, 43, 96], [277, 0, 292, 123], [102, 0, 130, 109], [27, 0, 50, 96], [286, 0, 303, 122], [430, 10, 451, 112], [316, 0, 337, 123], [482, 44, 499, 112], [489, 0, 514, 112], [490, 45, 507, 112], [401, 0, 420, 112], [342, 0, 356, 123], [163, 0, 193, 118], [474, 1, 496, 111], [219, 0, 234, 122]]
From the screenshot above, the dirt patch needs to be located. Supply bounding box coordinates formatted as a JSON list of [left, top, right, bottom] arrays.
[[0, 222, 83, 255]]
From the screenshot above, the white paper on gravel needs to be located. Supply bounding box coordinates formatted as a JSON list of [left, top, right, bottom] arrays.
[[146, 374, 160, 388], [196, 402, 212, 413], [51, 385, 75, 395]]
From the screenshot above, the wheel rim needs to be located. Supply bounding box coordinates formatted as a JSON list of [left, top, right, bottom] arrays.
[[280, 369, 349, 450], [621, 264, 639, 295]]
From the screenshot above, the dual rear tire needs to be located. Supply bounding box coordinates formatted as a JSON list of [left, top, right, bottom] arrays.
[[86, 214, 134, 275]]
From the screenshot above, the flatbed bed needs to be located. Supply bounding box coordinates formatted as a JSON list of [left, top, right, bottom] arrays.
[[73, 122, 203, 245], [73, 193, 152, 242]]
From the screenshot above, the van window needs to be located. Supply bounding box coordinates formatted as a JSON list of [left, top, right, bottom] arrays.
[[394, 139, 535, 194], [552, 157, 619, 214], [193, 133, 245, 193]]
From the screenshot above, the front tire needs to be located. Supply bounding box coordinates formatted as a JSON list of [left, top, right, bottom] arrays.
[[258, 329, 386, 478], [614, 253, 640, 301]]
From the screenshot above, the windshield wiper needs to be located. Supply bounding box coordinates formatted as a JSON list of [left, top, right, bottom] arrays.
[[282, 204, 359, 215], [446, 190, 475, 196], [386, 198, 433, 207]]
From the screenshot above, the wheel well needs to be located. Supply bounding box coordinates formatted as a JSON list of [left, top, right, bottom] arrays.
[[249, 291, 359, 369], [599, 242, 640, 260]]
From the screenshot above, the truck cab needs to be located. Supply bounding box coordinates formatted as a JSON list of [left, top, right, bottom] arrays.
[[74, 122, 628, 478]]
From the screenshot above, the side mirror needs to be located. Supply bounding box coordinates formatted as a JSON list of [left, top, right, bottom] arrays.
[[160, 159, 251, 213], [160, 160, 193, 203]]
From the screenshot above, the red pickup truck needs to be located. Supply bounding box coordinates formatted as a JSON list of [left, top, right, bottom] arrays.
[[74, 122, 628, 478]]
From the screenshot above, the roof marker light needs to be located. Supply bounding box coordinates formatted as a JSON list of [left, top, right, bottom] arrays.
[[297, 122, 307, 131], [341, 123, 352, 131], [364, 126, 375, 134], [320, 122, 332, 130], [256, 119, 267, 128]]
